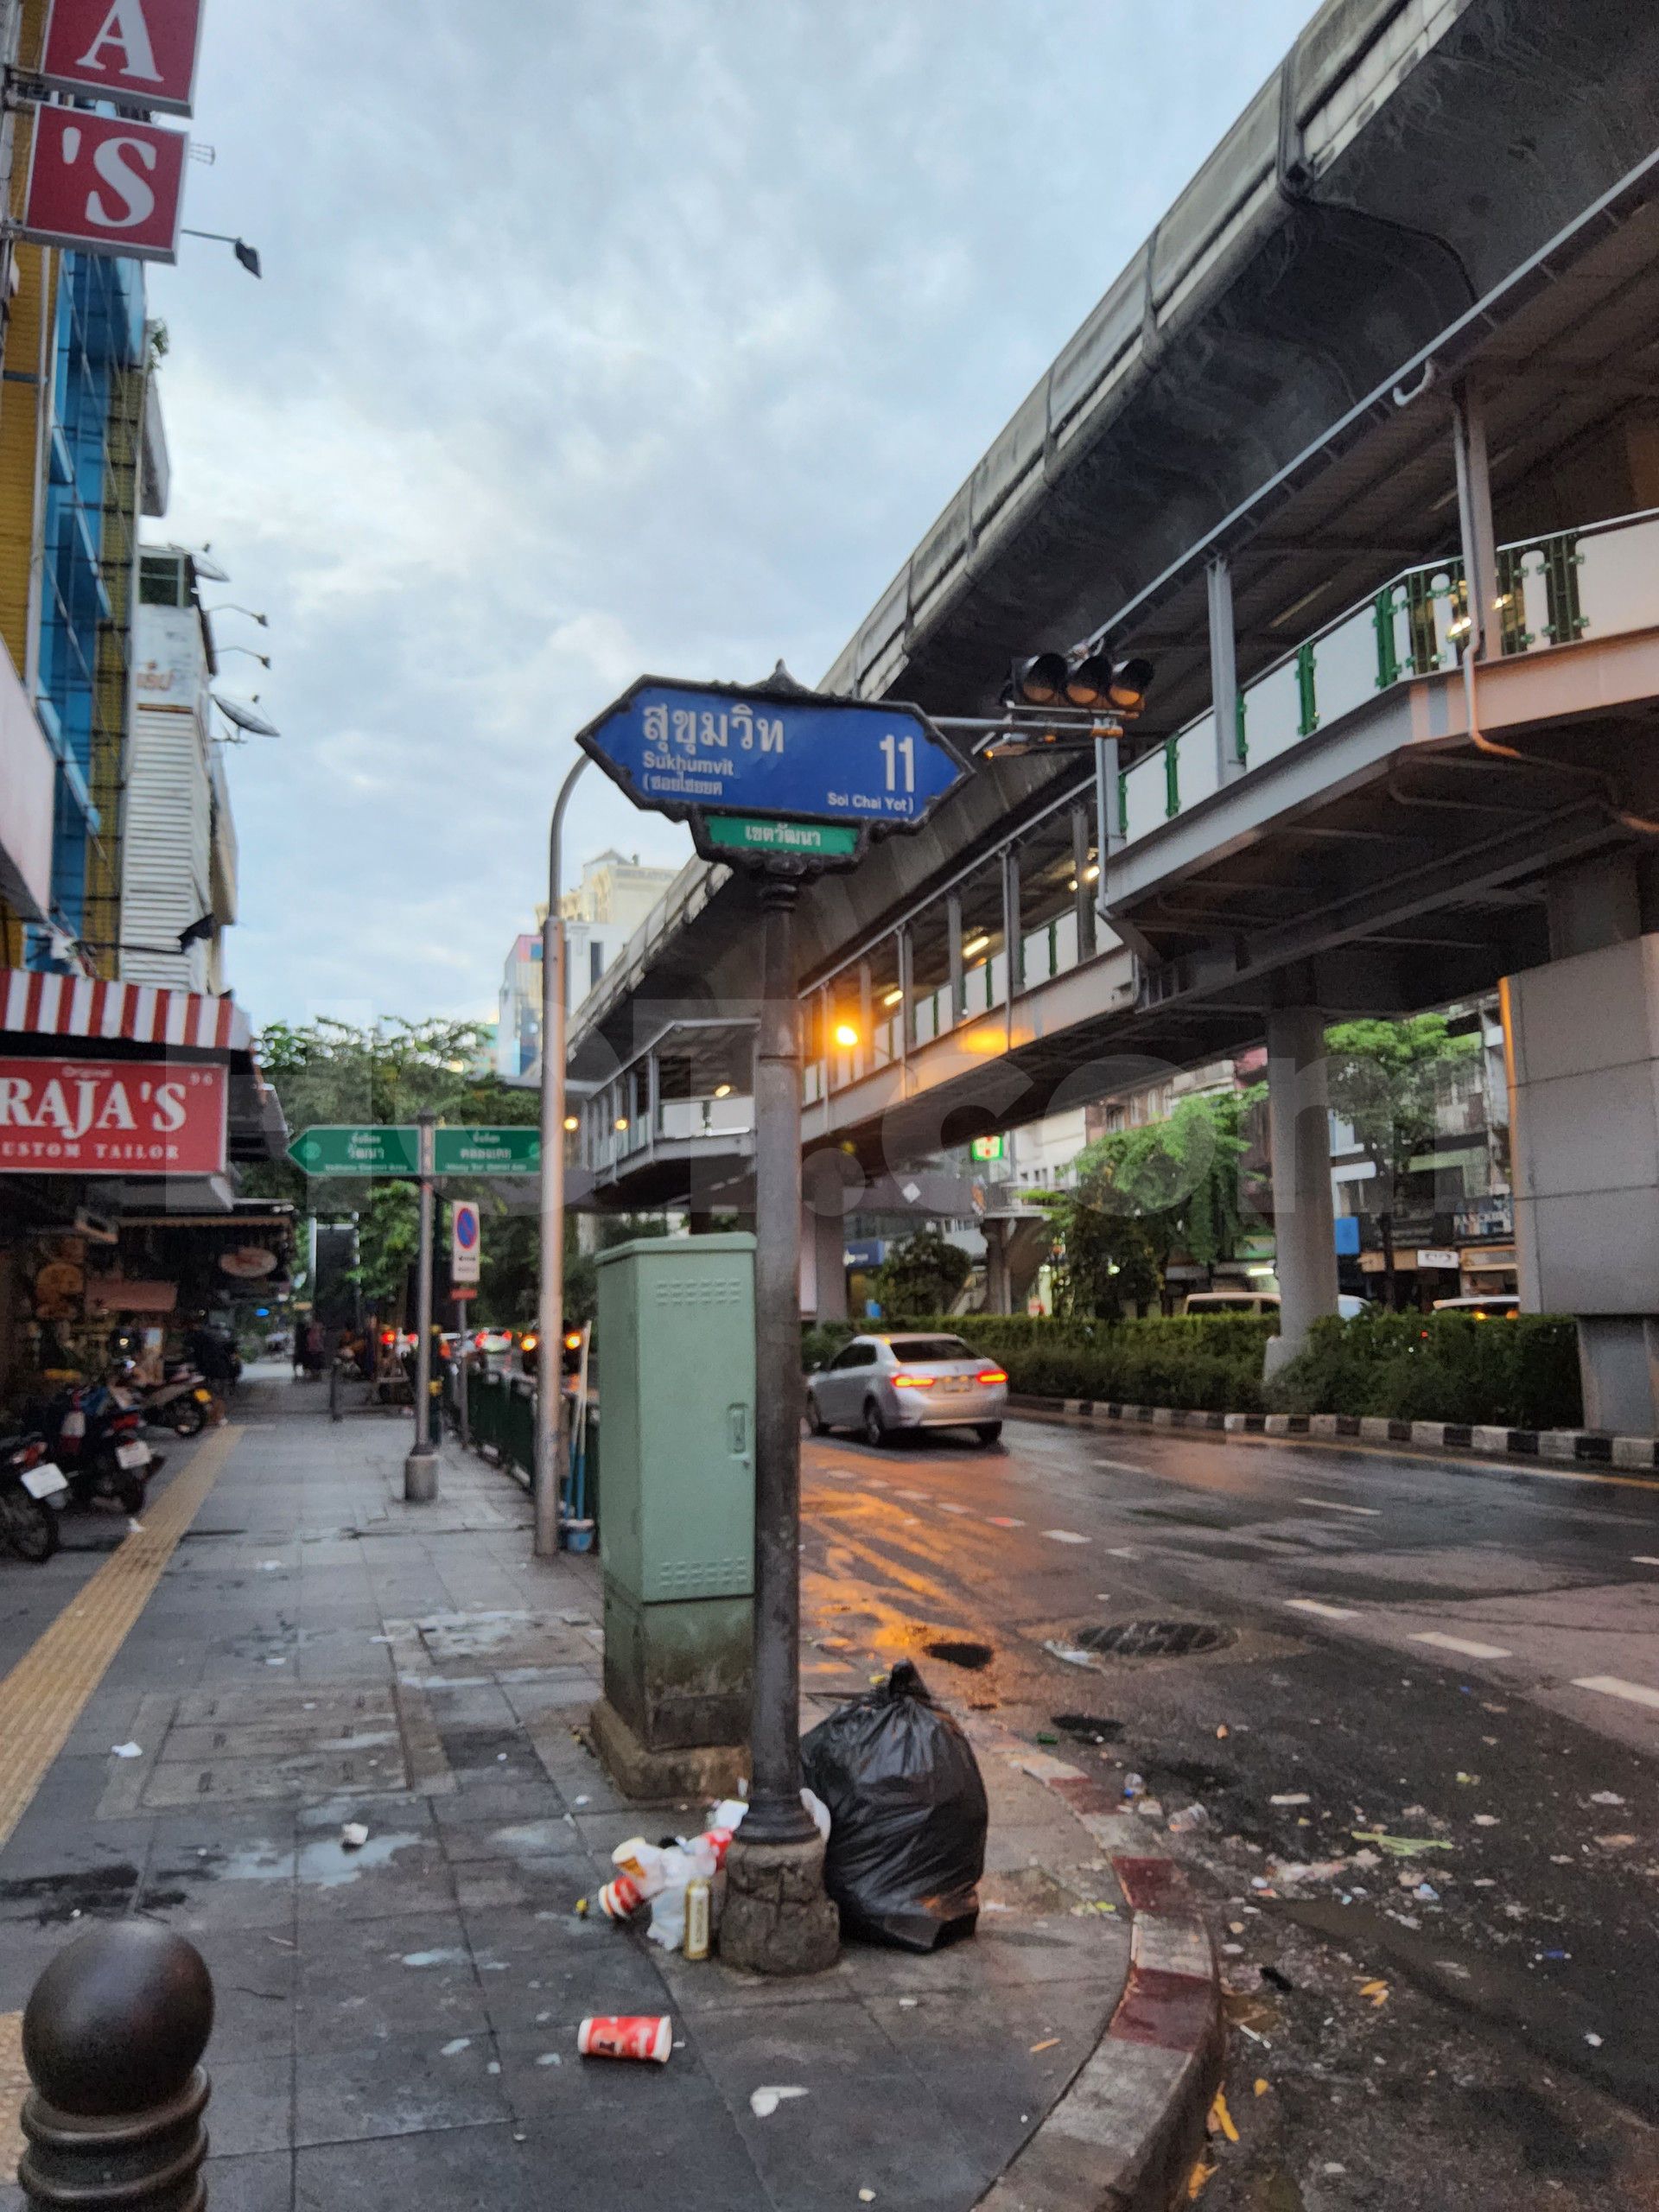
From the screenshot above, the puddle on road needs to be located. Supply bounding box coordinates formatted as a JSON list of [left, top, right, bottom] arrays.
[[0, 1864, 139, 1923], [297, 1829, 424, 1889], [924, 1638, 995, 1671], [1052, 1713, 1123, 1744]]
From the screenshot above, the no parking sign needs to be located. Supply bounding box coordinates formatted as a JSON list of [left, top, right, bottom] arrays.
[[450, 1201, 480, 1287]]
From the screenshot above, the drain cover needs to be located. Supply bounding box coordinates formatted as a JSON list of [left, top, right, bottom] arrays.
[[924, 1638, 995, 1671], [1077, 1619, 1235, 1659], [1051, 1713, 1123, 1743]]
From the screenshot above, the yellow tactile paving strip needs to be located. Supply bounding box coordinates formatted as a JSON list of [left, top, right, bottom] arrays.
[[0, 2011, 24, 2179], [0, 1425, 240, 1851]]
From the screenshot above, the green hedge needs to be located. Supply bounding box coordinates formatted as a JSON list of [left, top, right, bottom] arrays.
[[1265, 1312, 1582, 1430], [802, 1308, 1583, 1429], [801, 1313, 1273, 1416]]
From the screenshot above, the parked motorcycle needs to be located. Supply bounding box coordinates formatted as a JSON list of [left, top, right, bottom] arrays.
[[0, 1432, 67, 1562], [112, 1360, 215, 1437], [43, 1385, 163, 1516]]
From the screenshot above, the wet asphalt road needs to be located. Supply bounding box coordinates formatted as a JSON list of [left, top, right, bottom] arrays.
[[799, 1414, 1659, 2210]]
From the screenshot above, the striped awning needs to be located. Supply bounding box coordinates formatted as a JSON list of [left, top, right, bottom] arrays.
[[0, 969, 252, 1053]]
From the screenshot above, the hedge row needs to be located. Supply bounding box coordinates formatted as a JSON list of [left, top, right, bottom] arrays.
[[801, 1309, 1584, 1430], [1264, 1312, 1582, 1430], [801, 1313, 1274, 1417]]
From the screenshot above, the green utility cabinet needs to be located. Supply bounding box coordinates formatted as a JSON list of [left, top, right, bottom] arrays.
[[590, 1234, 754, 1798]]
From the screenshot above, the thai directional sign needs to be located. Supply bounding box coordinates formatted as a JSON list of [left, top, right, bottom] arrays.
[[432, 1127, 539, 1176], [289, 1126, 539, 1177], [575, 675, 969, 870], [288, 1125, 418, 1177]]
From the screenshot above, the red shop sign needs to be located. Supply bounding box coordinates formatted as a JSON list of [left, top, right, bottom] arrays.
[[22, 106, 188, 263], [40, 0, 206, 116], [0, 1056, 226, 1175]]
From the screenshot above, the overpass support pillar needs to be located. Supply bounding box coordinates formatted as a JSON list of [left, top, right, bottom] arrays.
[[801, 1199, 848, 1324], [1506, 891, 1659, 1435], [985, 1221, 1013, 1316], [1263, 1006, 1338, 1381], [1207, 555, 1244, 787]]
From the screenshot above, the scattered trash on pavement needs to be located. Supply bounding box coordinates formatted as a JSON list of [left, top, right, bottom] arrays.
[[340, 1822, 369, 1850], [802, 1662, 987, 1952], [1472, 1813, 1499, 1827], [439, 2037, 471, 2056], [1589, 1791, 1626, 1807], [1216, 1725, 1230, 1739], [1254, 2079, 1270, 2097], [1041, 1639, 1094, 1669], [1413, 1882, 1441, 1903], [1030, 2037, 1060, 2054], [1269, 1792, 1311, 1808], [1596, 1833, 1637, 1848], [1122, 1772, 1147, 1799], [1136, 1799, 1166, 1820], [577, 2015, 673, 2063], [859, 2190, 877, 2202], [1586, 2032, 1605, 2048], [1168, 1805, 1209, 1834], [1351, 1829, 1453, 1858], [1208, 2089, 1239, 2144], [1358, 1980, 1389, 2007], [111, 1742, 142, 1758], [749, 2086, 809, 2118]]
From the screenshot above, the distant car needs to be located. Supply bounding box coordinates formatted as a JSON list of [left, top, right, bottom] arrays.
[[1182, 1290, 1371, 1319], [1431, 1294, 1519, 1319], [805, 1332, 1007, 1448]]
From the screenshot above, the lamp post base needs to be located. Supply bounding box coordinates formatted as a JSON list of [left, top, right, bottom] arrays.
[[404, 1449, 438, 1503], [718, 1833, 839, 1977]]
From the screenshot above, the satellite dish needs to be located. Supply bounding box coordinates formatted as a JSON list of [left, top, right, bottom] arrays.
[[192, 552, 230, 582], [213, 693, 281, 737]]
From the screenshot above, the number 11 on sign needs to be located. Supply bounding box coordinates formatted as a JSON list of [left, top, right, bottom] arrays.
[[879, 732, 915, 793]]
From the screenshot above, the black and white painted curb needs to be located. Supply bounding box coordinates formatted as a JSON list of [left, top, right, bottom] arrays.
[[1008, 1394, 1659, 1471]]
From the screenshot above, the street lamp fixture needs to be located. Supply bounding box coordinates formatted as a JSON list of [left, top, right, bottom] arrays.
[[714, 1083, 734, 1098], [832, 1022, 859, 1050], [217, 644, 270, 669], [181, 228, 263, 278], [207, 605, 269, 627], [562, 1115, 579, 1132]]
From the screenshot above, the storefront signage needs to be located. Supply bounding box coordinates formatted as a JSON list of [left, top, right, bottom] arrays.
[[22, 106, 188, 262], [41, 0, 206, 115], [0, 1055, 226, 1174], [1417, 1248, 1460, 1271]]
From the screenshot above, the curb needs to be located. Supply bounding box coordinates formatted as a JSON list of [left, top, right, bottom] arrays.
[[1007, 1393, 1659, 1473], [976, 1750, 1221, 2212]]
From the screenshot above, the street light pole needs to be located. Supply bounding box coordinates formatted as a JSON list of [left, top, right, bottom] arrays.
[[404, 1110, 437, 1503], [534, 753, 590, 1560], [719, 874, 839, 1975]]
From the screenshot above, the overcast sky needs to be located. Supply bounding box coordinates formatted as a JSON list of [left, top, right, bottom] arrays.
[[149, 0, 1313, 1033]]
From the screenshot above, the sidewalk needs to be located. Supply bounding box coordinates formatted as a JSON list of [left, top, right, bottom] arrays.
[[0, 1373, 1180, 2212]]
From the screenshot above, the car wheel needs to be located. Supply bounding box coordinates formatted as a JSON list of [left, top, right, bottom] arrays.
[[861, 1398, 890, 1449], [975, 1422, 1002, 1446], [1, 1489, 58, 1562]]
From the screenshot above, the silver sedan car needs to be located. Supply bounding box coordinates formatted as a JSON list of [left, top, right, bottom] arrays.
[[805, 1332, 1007, 1448]]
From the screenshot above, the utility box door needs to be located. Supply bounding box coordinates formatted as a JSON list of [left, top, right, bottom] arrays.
[[595, 1233, 755, 1604]]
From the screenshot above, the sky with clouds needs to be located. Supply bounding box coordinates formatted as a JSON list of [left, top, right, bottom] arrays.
[[149, 0, 1313, 1033]]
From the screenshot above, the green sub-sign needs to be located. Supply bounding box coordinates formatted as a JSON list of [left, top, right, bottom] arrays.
[[288, 1126, 540, 1177], [287, 1125, 419, 1176], [702, 816, 860, 858], [432, 1127, 539, 1175]]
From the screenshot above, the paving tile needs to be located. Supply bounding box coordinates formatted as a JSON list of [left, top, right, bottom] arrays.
[[463, 1907, 671, 2031], [295, 1909, 488, 2051], [294, 1831, 456, 1921], [189, 1927, 296, 2058], [433, 1815, 586, 1866], [293, 2030, 512, 2145], [207, 2054, 296, 2158], [200, 2151, 295, 2212], [294, 2123, 537, 2212]]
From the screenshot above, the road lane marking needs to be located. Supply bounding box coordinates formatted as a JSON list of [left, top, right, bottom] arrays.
[[1106, 1546, 1139, 1559], [0, 1427, 240, 1849], [1043, 1529, 1090, 1544], [1573, 1675, 1659, 1711], [1409, 1632, 1513, 1659], [897, 1490, 931, 1501], [1285, 1599, 1360, 1620], [1632, 1556, 1659, 1567], [938, 1503, 974, 1515], [988, 1516, 1024, 1528], [1295, 1497, 1382, 1517], [1094, 1457, 1151, 1475]]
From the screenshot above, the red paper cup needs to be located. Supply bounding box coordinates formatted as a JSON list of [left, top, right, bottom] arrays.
[[598, 1875, 644, 1921], [578, 2014, 673, 2063], [702, 1827, 735, 1867]]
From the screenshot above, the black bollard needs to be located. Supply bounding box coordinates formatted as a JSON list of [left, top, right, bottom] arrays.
[[18, 1921, 214, 2212]]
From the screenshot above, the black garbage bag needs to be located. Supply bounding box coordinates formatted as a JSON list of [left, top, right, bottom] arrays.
[[801, 1660, 988, 1951]]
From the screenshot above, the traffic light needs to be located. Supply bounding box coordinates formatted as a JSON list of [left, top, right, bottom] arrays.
[[1108, 657, 1154, 712], [1063, 653, 1116, 709], [1008, 653, 1069, 707]]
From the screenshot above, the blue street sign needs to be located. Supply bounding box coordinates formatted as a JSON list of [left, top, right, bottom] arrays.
[[575, 676, 969, 836]]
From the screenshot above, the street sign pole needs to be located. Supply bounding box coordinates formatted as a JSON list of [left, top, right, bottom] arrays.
[[455, 1292, 469, 1450], [404, 1111, 438, 1503], [720, 875, 839, 1976], [536, 753, 589, 1560]]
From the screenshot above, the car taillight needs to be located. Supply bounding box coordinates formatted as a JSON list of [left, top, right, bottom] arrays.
[[976, 1369, 1007, 1385], [520, 1333, 538, 1351], [19, 1440, 42, 1466], [892, 1376, 935, 1389], [380, 1331, 395, 1345]]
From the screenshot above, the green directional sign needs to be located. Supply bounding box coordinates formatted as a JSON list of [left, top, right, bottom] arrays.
[[432, 1126, 540, 1176], [288, 1125, 419, 1177], [702, 815, 860, 859]]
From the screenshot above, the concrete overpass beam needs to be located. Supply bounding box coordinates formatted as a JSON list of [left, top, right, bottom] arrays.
[[1207, 554, 1244, 787], [1263, 1005, 1339, 1380], [1452, 383, 1498, 662]]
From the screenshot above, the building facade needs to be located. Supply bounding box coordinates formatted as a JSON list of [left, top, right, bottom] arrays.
[[498, 850, 678, 1078]]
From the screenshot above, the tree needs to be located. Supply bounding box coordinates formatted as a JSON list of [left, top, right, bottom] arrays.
[[1323, 1015, 1481, 1307], [245, 1018, 543, 1322], [874, 1225, 972, 1319], [1045, 1087, 1264, 1318]]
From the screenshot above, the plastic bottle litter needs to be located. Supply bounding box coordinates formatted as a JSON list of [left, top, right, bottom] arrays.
[[683, 1877, 711, 1961], [577, 2015, 673, 2063], [1168, 1804, 1210, 1834], [1122, 1772, 1146, 1800]]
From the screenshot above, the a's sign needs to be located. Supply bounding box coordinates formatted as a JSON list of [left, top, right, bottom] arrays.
[[22, 106, 187, 261], [40, 0, 206, 115], [0, 1055, 226, 1176], [450, 1202, 480, 1286]]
